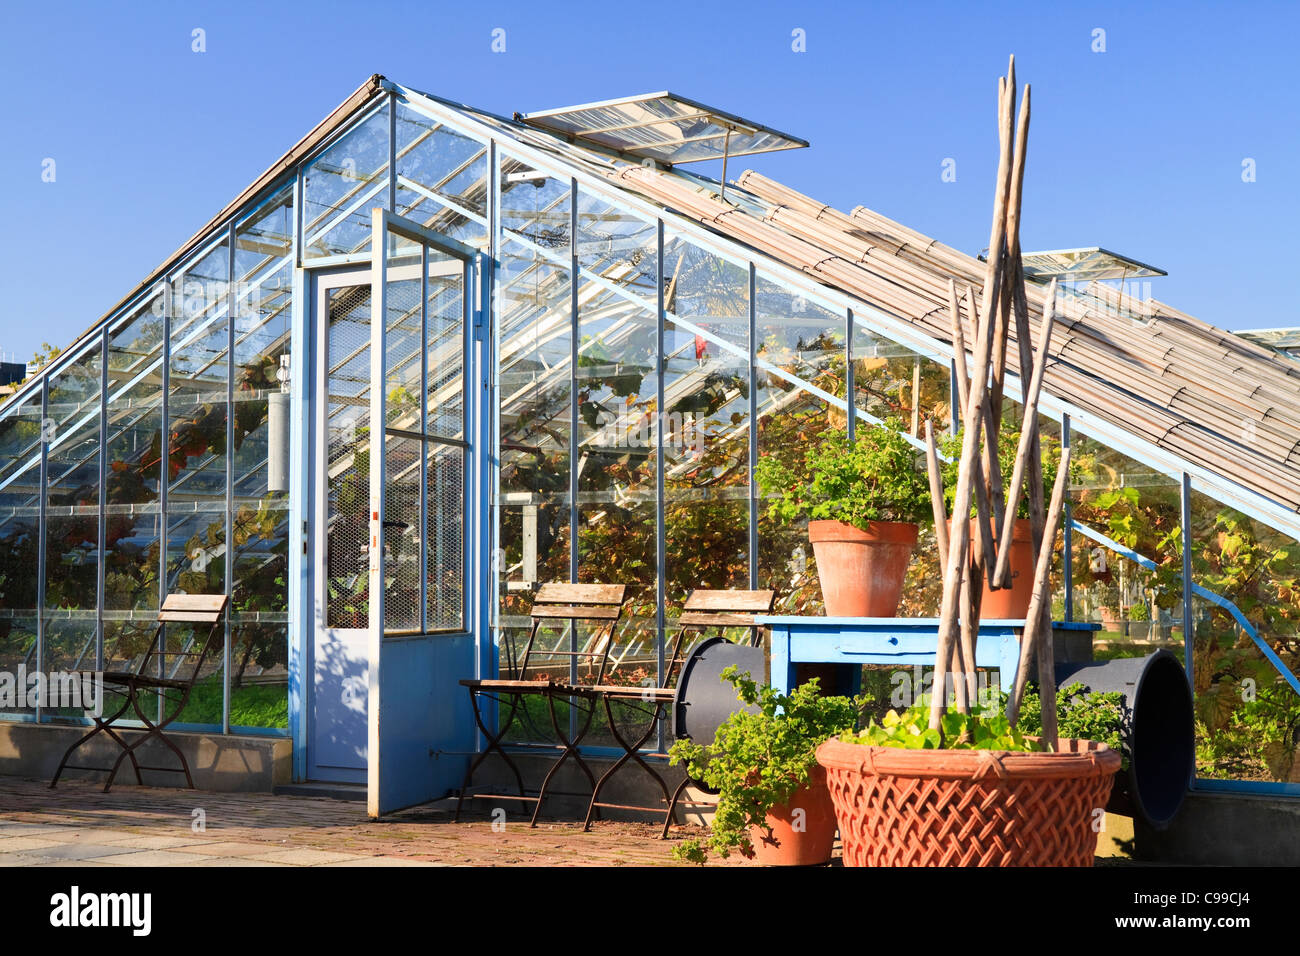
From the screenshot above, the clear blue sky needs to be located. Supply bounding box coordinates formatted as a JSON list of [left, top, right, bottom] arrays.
[[1, 0, 1296, 363]]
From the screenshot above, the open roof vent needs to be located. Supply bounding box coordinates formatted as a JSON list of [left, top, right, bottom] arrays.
[[516, 92, 808, 167], [1019, 247, 1166, 282]]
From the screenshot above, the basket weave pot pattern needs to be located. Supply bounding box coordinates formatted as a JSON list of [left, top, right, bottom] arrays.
[[816, 736, 1122, 867]]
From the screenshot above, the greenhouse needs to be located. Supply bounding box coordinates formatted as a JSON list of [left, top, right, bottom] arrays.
[[2, 74, 1298, 820]]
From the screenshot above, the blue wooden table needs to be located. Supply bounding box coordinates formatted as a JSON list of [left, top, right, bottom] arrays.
[[758, 616, 1027, 701]]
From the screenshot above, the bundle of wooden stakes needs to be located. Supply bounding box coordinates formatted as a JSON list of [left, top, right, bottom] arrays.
[[924, 56, 1069, 747]]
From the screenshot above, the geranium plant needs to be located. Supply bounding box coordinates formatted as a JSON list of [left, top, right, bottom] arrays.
[[668, 667, 861, 863], [940, 425, 1060, 520], [754, 419, 931, 530]]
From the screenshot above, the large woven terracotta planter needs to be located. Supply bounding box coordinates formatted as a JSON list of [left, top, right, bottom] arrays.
[[815, 736, 1121, 867], [808, 519, 918, 617], [748, 765, 837, 866]]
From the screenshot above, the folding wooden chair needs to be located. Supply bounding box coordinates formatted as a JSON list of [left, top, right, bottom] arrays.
[[50, 593, 229, 792], [580, 588, 775, 833], [456, 583, 628, 826]]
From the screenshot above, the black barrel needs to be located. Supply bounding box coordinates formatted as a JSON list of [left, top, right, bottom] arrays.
[[671, 637, 764, 794], [673, 637, 764, 745], [1055, 649, 1194, 829]]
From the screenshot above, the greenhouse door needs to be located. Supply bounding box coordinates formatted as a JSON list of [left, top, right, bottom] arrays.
[[308, 267, 375, 785], [366, 210, 477, 817]]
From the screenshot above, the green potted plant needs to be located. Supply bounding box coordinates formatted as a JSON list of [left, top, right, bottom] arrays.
[[755, 419, 930, 617], [941, 425, 1060, 619], [668, 668, 860, 866], [1127, 600, 1151, 639]]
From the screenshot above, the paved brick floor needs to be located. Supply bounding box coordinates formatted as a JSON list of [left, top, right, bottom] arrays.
[[0, 775, 751, 867]]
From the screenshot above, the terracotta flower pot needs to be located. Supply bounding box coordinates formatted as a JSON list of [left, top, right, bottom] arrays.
[[815, 735, 1121, 867], [808, 519, 919, 618], [955, 517, 1035, 619], [747, 765, 838, 866]]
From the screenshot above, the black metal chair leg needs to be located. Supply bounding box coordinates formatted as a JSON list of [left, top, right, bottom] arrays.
[[661, 777, 691, 839], [149, 688, 198, 789], [97, 719, 144, 786], [456, 690, 524, 822], [583, 696, 668, 831], [49, 692, 134, 789], [529, 692, 599, 827]]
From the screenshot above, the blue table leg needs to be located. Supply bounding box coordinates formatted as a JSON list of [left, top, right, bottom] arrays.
[[770, 626, 795, 696], [999, 631, 1020, 708]]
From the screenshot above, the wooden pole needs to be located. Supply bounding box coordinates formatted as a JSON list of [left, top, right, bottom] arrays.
[[950, 280, 970, 417], [925, 420, 949, 569], [929, 66, 1016, 734], [925, 421, 972, 715], [993, 278, 1057, 587], [1006, 445, 1071, 742]]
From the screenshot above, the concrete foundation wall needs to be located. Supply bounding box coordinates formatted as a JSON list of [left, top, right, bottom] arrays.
[[0, 721, 291, 792]]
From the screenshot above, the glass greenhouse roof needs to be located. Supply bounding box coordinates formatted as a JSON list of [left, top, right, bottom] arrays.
[[516, 92, 808, 165]]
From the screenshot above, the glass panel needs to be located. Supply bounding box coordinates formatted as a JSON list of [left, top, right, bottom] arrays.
[[103, 512, 161, 616], [41, 616, 98, 721], [105, 296, 164, 618], [325, 283, 372, 628], [498, 240, 572, 504], [233, 184, 293, 502], [496, 161, 573, 631], [662, 234, 749, 613], [425, 260, 464, 441], [169, 239, 230, 499], [382, 434, 420, 632], [576, 211, 657, 499], [43, 345, 103, 685], [500, 155, 570, 244], [231, 505, 288, 619], [578, 500, 657, 618], [230, 623, 290, 729], [384, 259, 423, 433], [1189, 487, 1300, 784], [426, 445, 464, 630], [381, 229, 467, 634], [231, 189, 292, 728], [303, 102, 390, 259], [166, 509, 226, 597], [395, 102, 488, 247], [754, 275, 845, 612], [232, 191, 296, 728], [1069, 430, 1183, 660], [0, 394, 44, 629], [497, 496, 570, 681], [0, 617, 38, 716], [852, 323, 951, 433]]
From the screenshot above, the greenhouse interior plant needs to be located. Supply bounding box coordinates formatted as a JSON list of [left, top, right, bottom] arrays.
[[668, 667, 860, 866], [755, 418, 931, 618], [815, 57, 1122, 867]]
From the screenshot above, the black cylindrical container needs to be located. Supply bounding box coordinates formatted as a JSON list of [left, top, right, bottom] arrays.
[[1055, 649, 1194, 830]]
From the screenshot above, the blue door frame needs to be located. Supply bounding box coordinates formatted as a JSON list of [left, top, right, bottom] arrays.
[[284, 210, 491, 811]]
